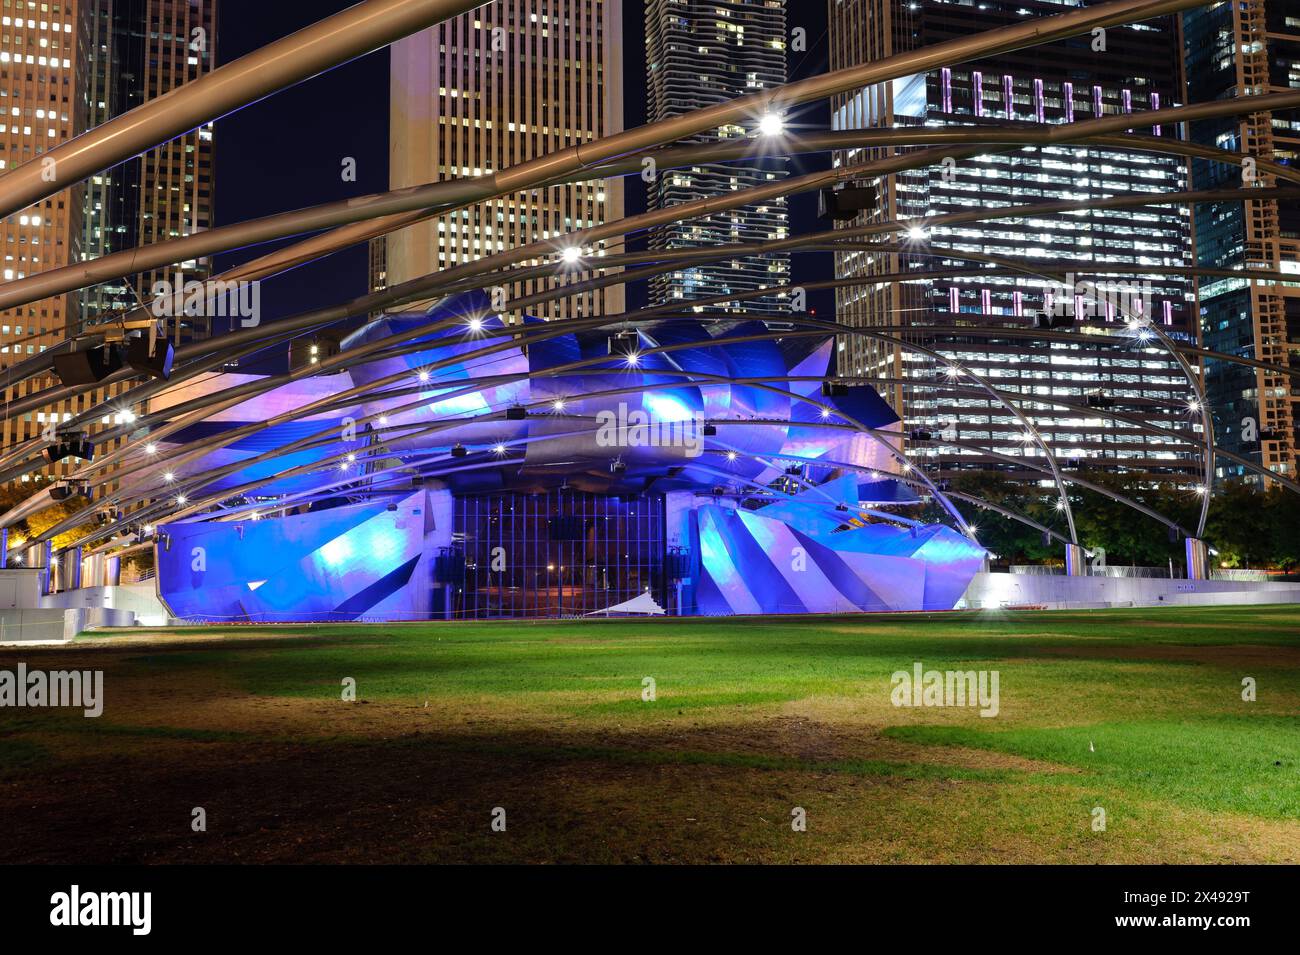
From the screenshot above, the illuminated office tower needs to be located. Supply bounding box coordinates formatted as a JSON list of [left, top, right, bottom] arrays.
[[643, 0, 790, 317], [85, 0, 218, 343], [381, 1, 625, 320], [0, 0, 216, 483], [1183, 0, 1299, 485], [828, 0, 1200, 481]]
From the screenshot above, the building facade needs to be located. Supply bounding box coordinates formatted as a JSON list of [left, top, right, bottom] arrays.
[[0, 0, 216, 486], [643, 0, 790, 317], [379, 0, 625, 321], [1183, 0, 1299, 486], [85, 0, 217, 344], [828, 0, 1201, 484]]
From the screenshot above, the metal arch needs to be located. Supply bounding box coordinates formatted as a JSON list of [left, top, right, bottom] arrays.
[[5, 160, 1294, 431], [6, 89, 1298, 320], [4, 239, 1291, 505], [0, 0, 487, 220], [116, 331, 981, 535], [0, 255, 1227, 537], [6, 87, 1297, 406], [27, 363, 1203, 558], [37, 317, 1205, 560], [0, 0, 1213, 373], [41, 369, 974, 554], [943, 492, 1073, 549]]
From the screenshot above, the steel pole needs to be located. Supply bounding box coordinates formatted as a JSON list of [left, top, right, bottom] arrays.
[[0, 0, 486, 219]]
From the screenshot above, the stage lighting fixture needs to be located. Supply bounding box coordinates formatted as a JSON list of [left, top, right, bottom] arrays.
[[125, 336, 175, 380], [451, 444, 469, 458], [606, 330, 637, 355], [506, 405, 528, 420], [909, 428, 933, 441], [821, 382, 848, 397], [817, 184, 878, 223], [53, 344, 123, 387], [702, 424, 717, 436], [1085, 391, 1115, 409], [48, 479, 88, 502], [43, 434, 94, 465]]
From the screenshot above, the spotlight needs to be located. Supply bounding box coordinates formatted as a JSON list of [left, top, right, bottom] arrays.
[[125, 337, 175, 380], [176, 495, 187, 505], [560, 246, 582, 264], [757, 113, 784, 136], [53, 343, 123, 387], [626, 352, 641, 367], [1188, 399, 1202, 413], [726, 451, 738, 462], [467, 317, 484, 332], [907, 226, 928, 241], [606, 330, 637, 355], [48, 479, 87, 502], [163, 472, 175, 483], [817, 183, 879, 223], [552, 398, 566, 411], [43, 433, 94, 464], [494, 443, 507, 455], [417, 370, 430, 383], [144, 443, 158, 455]]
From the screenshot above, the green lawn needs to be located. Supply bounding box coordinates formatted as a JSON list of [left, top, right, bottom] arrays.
[[3, 605, 1298, 863]]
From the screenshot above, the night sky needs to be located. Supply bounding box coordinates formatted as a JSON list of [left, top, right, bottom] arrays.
[[213, 0, 835, 330]]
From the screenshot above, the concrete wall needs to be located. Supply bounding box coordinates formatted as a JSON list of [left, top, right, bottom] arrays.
[[0, 608, 75, 643], [39, 584, 171, 626], [0, 569, 43, 610], [960, 572, 1300, 610]]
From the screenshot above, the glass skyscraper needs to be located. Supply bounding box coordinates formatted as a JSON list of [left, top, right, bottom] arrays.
[[828, 0, 1202, 484], [1183, 0, 1299, 486]]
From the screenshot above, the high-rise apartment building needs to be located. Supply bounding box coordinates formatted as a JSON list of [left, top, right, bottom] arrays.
[[828, 0, 1201, 482], [643, 0, 790, 317], [86, 0, 217, 342], [1183, 0, 1299, 486], [0, 0, 216, 484], [379, 0, 625, 321]]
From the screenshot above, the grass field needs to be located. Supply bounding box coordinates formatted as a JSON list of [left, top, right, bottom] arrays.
[[1, 605, 1298, 864]]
